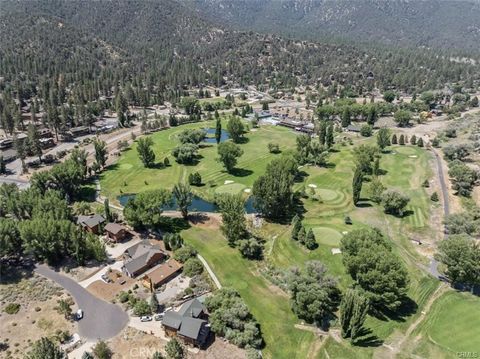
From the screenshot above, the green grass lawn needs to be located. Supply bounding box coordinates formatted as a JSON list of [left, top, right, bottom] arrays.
[[100, 121, 296, 203], [182, 226, 317, 359], [102, 123, 464, 358], [409, 291, 480, 358]]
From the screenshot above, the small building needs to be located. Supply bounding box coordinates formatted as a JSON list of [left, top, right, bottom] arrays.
[[141, 259, 183, 291], [122, 242, 166, 278], [69, 126, 90, 137], [104, 222, 127, 242], [346, 124, 361, 133], [77, 214, 105, 234], [162, 298, 210, 347], [39, 137, 55, 149], [38, 128, 53, 138]]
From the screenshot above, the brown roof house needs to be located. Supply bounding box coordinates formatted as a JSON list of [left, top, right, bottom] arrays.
[[122, 242, 166, 278], [162, 298, 210, 347], [77, 214, 105, 234], [141, 259, 183, 291], [104, 222, 127, 242]]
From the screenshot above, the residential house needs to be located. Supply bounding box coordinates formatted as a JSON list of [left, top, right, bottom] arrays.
[[141, 259, 183, 291], [122, 242, 166, 278], [77, 214, 105, 234], [162, 298, 210, 347], [104, 222, 127, 242]]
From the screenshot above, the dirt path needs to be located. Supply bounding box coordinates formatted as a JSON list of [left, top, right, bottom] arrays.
[[381, 283, 448, 358]]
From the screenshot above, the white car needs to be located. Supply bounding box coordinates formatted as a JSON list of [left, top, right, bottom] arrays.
[[76, 309, 84, 320], [140, 316, 152, 322]]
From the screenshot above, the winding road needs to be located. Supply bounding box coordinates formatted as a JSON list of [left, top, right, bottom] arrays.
[[35, 265, 129, 340]]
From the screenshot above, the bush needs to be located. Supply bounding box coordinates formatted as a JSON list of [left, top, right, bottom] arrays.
[[173, 245, 198, 263], [267, 142, 280, 153], [183, 258, 204, 277], [188, 172, 202, 186], [238, 238, 263, 259], [3, 303, 20, 315], [431, 192, 439, 202], [360, 124, 373, 137], [92, 341, 112, 359], [118, 291, 130, 303], [133, 299, 151, 316]]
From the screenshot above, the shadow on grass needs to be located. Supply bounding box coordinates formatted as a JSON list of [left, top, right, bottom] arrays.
[[371, 296, 418, 323], [355, 201, 372, 208], [160, 217, 191, 233], [352, 327, 384, 347], [230, 168, 254, 177]]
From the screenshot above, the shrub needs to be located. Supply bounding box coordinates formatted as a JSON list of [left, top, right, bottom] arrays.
[[173, 245, 198, 263], [133, 299, 151, 316], [183, 258, 204, 277], [238, 238, 263, 259], [360, 124, 372, 137], [267, 142, 280, 153], [431, 192, 439, 202], [3, 303, 20, 315], [188, 172, 202, 186]]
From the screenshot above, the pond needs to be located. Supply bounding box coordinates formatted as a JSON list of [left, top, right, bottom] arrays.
[[117, 193, 257, 214], [203, 128, 229, 143]]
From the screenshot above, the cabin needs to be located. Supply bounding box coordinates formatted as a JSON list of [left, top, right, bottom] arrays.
[[162, 298, 210, 347], [77, 214, 105, 234], [141, 259, 183, 291], [122, 242, 166, 278], [104, 222, 127, 242]]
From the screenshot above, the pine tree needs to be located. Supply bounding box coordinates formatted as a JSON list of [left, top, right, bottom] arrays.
[[215, 117, 222, 144], [27, 124, 43, 161], [104, 198, 111, 222], [150, 292, 159, 312], [410, 135, 417, 145], [326, 123, 334, 148], [318, 121, 327, 146], [417, 137, 424, 147], [366, 105, 378, 126], [399, 134, 405, 145], [391, 134, 398, 144], [373, 157, 380, 176], [341, 107, 351, 127], [352, 166, 363, 206], [340, 288, 370, 341], [304, 228, 317, 250], [291, 214, 302, 241], [298, 226, 306, 244]]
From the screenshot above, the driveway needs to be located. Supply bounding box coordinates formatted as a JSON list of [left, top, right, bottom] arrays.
[[35, 265, 129, 340], [78, 261, 124, 288]]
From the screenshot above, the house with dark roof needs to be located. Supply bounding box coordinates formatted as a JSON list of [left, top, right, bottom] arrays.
[[162, 298, 210, 347], [122, 242, 166, 278], [104, 222, 127, 242], [77, 214, 105, 234]]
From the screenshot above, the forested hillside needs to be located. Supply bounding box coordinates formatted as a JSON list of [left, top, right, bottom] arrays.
[[0, 0, 479, 102], [193, 0, 480, 52]]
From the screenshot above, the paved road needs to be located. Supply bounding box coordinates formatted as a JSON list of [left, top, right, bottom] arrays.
[[429, 149, 451, 279], [35, 265, 129, 340]]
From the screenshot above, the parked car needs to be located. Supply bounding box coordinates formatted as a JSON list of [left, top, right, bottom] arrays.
[[140, 316, 152, 322], [76, 309, 84, 320], [154, 313, 164, 321]]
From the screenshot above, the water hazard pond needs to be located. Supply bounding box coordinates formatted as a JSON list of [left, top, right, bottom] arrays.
[[203, 128, 229, 143], [117, 193, 257, 214]]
